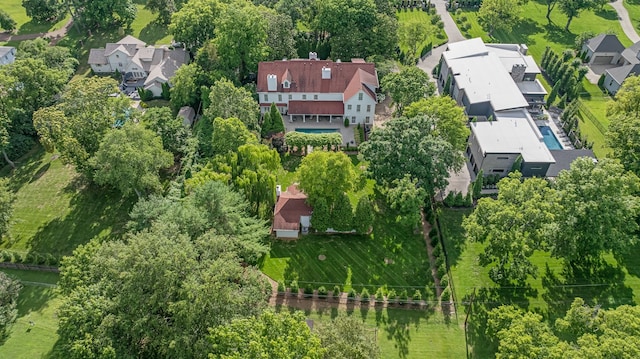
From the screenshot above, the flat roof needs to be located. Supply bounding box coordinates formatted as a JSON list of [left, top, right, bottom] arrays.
[[446, 52, 530, 111], [470, 109, 555, 163], [516, 79, 547, 94]]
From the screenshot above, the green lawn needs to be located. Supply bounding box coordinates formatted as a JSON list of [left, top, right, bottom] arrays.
[[0, 0, 70, 35], [0, 269, 61, 359], [577, 81, 612, 157], [438, 207, 640, 358], [1, 146, 134, 260], [397, 9, 448, 56], [261, 208, 431, 294], [276, 306, 466, 359], [623, 0, 640, 34]]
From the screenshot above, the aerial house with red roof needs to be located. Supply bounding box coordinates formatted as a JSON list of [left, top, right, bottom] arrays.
[[272, 185, 313, 239], [256, 54, 379, 127]]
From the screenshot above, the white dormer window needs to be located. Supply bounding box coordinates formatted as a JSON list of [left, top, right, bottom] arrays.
[[283, 80, 290, 89], [358, 93, 363, 101]]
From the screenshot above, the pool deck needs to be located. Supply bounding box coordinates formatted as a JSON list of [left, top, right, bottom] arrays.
[[536, 109, 574, 150], [284, 119, 356, 146]]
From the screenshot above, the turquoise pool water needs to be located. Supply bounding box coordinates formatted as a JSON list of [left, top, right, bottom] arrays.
[[538, 126, 562, 150], [295, 128, 339, 134]]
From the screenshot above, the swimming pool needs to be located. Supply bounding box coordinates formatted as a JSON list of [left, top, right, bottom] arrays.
[[294, 128, 339, 134], [538, 126, 563, 150]]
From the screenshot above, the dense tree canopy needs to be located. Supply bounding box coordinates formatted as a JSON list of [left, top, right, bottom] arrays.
[[360, 115, 461, 198], [145, 0, 185, 24], [0, 272, 21, 341], [22, 0, 65, 22], [607, 75, 640, 117], [404, 96, 470, 153], [0, 178, 15, 240], [209, 310, 325, 358], [478, 0, 522, 36], [70, 0, 137, 30], [385, 175, 427, 227], [169, 0, 224, 50], [463, 173, 557, 286], [297, 150, 358, 206], [606, 112, 640, 175], [382, 67, 435, 115], [141, 107, 190, 156], [57, 222, 271, 359], [211, 117, 258, 156], [259, 7, 297, 61], [315, 314, 381, 359], [90, 124, 173, 197], [33, 77, 131, 176], [398, 17, 431, 65], [0, 10, 16, 31], [205, 79, 260, 131]]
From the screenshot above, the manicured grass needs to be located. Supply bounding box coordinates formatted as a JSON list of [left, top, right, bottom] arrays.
[[1, 146, 134, 259], [438, 207, 640, 357], [623, 0, 640, 34], [0, 0, 70, 35], [397, 9, 448, 56], [576, 80, 612, 157], [276, 306, 466, 359], [261, 209, 431, 293], [0, 269, 61, 359]]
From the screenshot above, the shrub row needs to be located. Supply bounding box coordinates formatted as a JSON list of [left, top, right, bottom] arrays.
[[276, 282, 431, 306], [0, 250, 60, 266]]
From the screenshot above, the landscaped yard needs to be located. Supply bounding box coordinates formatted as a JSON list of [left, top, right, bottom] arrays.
[[623, 0, 640, 34], [438, 207, 640, 358], [451, 2, 624, 157], [397, 9, 449, 56], [261, 214, 431, 294], [0, 146, 134, 260], [276, 305, 466, 359], [0, 0, 70, 35], [0, 269, 61, 359]]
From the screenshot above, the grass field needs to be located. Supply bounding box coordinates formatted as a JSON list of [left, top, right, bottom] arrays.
[[276, 305, 466, 359], [0, 147, 134, 260], [0, 269, 61, 359], [624, 0, 640, 34], [438, 207, 640, 358], [397, 9, 449, 56], [0, 0, 70, 35], [261, 208, 431, 294]]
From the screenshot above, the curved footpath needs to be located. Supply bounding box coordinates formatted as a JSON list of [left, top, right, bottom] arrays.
[[610, 0, 640, 43], [0, 19, 73, 44]]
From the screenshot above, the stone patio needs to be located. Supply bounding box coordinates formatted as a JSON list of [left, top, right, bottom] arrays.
[[284, 117, 356, 146]]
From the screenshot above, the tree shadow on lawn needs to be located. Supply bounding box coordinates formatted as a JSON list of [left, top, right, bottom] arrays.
[[492, 18, 542, 47], [544, 23, 577, 47], [616, 241, 640, 279], [594, 7, 619, 21], [15, 286, 57, 318], [437, 208, 471, 268], [464, 285, 536, 358], [138, 22, 169, 45], [541, 260, 635, 323], [27, 179, 134, 258]]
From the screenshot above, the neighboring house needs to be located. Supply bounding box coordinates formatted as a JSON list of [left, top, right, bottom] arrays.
[[88, 35, 189, 97], [582, 34, 640, 94], [0, 46, 16, 65], [581, 34, 625, 65], [178, 106, 196, 127], [256, 55, 379, 126], [438, 38, 557, 178], [272, 184, 313, 239]]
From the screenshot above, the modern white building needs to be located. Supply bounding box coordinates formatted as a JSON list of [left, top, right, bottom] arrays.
[[256, 56, 379, 126], [438, 38, 555, 178], [88, 35, 189, 97], [0, 46, 16, 66]]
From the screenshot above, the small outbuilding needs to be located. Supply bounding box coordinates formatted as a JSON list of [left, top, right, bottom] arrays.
[[581, 34, 625, 65], [178, 106, 196, 127], [272, 184, 313, 238]]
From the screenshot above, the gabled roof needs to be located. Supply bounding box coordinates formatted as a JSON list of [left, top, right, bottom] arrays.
[[273, 185, 313, 231], [257, 60, 378, 95], [105, 43, 138, 57], [585, 34, 625, 53], [606, 63, 640, 85], [344, 68, 378, 101], [144, 48, 189, 86], [0, 46, 15, 58], [117, 35, 147, 47], [621, 41, 640, 65], [88, 49, 108, 64]]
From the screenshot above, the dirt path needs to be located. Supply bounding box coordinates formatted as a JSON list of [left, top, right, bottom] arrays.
[[420, 210, 442, 298], [0, 19, 73, 44]]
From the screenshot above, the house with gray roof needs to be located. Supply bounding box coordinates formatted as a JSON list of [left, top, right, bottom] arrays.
[[581, 34, 625, 65], [0, 46, 16, 66], [88, 35, 189, 97]]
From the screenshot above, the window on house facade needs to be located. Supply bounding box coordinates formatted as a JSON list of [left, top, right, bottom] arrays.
[[302, 94, 307, 100], [278, 94, 282, 102], [314, 94, 318, 100], [356, 105, 361, 112], [492, 169, 505, 173], [288, 94, 292, 100], [351, 117, 356, 124], [118, 63, 123, 67], [264, 94, 268, 101], [116, 54, 119, 58], [358, 93, 363, 101], [283, 81, 290, 88], [366, 105, 371, 112], [347, 104, 352, 110], [365, 116, 370, 123]]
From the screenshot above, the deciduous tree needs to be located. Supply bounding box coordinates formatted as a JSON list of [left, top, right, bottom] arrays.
[[0, 272, 21, 341], [360, 115, 461, 198], [331, 192, 354, 231], [463, 173, 557, 286], [607, 75, 640, 117], [311, 197, 331, 232], [315, 314, 381, 359], [478, 0, 521, 36], [353, 195, 374, 234], [170, 63, 204, 110], [208, 310, 325, 358], [398, 18, 431, 64], [205, 79, 260, 131], [607, 113, 640, 175], [90, 124, 173, 197], [382, 67, 435, 115], [145, 0, 185, 24], [211, 117, 258, 156], [141, 107, 190, 156], [297, 150, 358, 206], [71, 0, 137, 30], [385, 175, 426, 228], [0, 10, 16, 31], [259, 8, 297, 61], [0, 179, 15, 240], [169, 0, 224, 50], [559, 0, 591, 31], [22, 0, 65, 22], [404, 96, 470, 153]]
